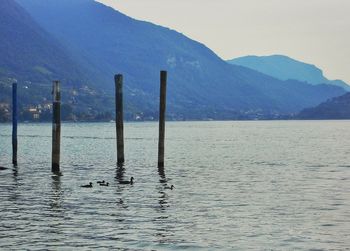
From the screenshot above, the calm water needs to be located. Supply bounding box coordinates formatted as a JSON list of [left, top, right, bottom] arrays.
[[0, 121, 349, 250]]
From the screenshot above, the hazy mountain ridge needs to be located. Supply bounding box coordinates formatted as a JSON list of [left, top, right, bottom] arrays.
[[15, 0, 346, 118], [0, 0, 90, 86], [228, 55, 350, 90], [0, 0, 115, 121], [298, 92, 350, 119], [0, 0, 345, 121]]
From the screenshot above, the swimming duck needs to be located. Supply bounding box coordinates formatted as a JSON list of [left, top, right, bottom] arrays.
[[119, 177, 134, 185], [0, 166, 8, 171], [81, 182, 93, 188], [99, 182, 109, 186], [97, 180, 105, 184], [165, 185, 175, 190]]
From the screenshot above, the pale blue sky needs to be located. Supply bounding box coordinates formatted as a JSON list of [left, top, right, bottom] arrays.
[[98, 0, 350, 83]]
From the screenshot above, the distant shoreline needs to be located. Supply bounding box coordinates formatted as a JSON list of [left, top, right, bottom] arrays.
[[2, 118, 350, 125]]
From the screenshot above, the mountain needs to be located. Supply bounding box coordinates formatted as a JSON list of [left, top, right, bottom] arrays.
[[298, 92, 350, 119], [228, 55, 350, 91], [15, 0, 346, 119], [0, 0, 113, 119], [0, 0, 85, 85], [5, 0, 346, 120]]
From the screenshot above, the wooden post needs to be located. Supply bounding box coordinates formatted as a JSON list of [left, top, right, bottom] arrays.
[[115, 74, 125, 165], [52, 81, 61, 173], [12, 83, 17, 166], [158, 71, 167, 168]]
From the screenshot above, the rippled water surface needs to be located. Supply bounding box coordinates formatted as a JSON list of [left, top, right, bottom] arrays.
[[0, 121, 349, 250]]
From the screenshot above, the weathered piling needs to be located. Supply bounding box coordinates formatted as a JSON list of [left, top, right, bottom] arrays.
[[51, 81, 61, 173], [158, 71, 167, 168], [115, 74, 125, 165], [12, 83, 17, 166]]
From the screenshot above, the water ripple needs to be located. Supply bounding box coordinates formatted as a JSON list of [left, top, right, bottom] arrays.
[[1, 121, 350, 250]]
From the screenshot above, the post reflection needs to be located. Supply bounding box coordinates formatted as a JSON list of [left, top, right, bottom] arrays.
[[115, 163, 128, 209], [158, 166, 166, 183], [158, 191, 169, 210], [157, 166, 170, 210], [154, 166, 175, 244], [12, 164, 18, 181], [113, 163, 128, 227], [115, 163, 125, 182], [47, 174, 64, 237], [8, 164, 19, 202], [50, 174, 63, 210]]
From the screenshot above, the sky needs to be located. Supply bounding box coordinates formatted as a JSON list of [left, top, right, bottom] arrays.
[[98, 0, 350, 83]]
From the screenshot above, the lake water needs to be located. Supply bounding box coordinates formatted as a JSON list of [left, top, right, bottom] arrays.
[[0, 121, 349, 250]]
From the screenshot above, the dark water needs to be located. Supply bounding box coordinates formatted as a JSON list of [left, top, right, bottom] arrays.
[[0, 121, 349, 250]]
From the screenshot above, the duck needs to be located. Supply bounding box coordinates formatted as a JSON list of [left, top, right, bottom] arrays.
[[99, 182, 109, 186], [119, 177, 134, 185], [165, 185, 175, 190], [97, 180, 105, 184], [81, 182, 93, 188], [0, 166, 8, 171]]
